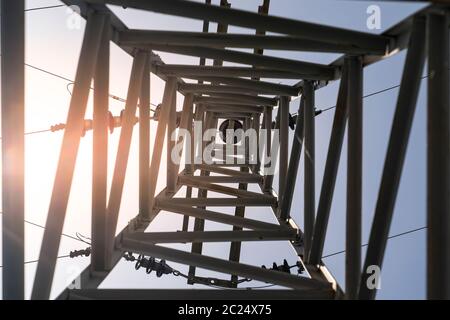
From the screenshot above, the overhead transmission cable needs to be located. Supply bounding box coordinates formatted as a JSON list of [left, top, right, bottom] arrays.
[[304, 72, 433, 118], [0, 211, 90, 245], [25, 4, 65, 12], [322, 226, 427, 259]]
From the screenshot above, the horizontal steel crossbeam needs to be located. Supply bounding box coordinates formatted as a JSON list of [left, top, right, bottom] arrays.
[[122, 229, 297, 244], [179, 176, 273, 199], [195, 93, 278, 106], [156, 197, 276, 207], [119, 29, 386, 55], [121, 238, 333, 290], [193, 164, 257, 176], [88, 0, 389, 51], [139, 44, 337, 79], [205, 104, 264, 113], [155, 64, 306, 79], [156, 203, 282, 230], [181, 76, 299, 96], [180, 83, 284, 96], [179, 175, 263, 184], [67, 288, 334, 300]]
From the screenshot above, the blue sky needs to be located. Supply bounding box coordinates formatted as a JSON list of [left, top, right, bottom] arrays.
[[0, 0, 432, 299]]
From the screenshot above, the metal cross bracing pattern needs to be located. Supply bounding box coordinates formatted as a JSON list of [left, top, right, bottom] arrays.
[[1, 0, 449, 300]]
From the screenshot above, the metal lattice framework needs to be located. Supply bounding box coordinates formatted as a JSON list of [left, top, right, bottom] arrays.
[[1, 0, 449, 300]]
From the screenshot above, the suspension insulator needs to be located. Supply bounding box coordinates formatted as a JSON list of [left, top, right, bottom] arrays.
[[133, 255, 173, 277], [152, 104, 162, 121], [51, 110, 141, 137], [50, 123, 66, 132], [108, 111, 115, 133], [69, 247, 91, 258]]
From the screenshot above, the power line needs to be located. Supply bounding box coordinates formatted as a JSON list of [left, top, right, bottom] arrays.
[[0, 212, 89, 245], [0, 52, 159, 108], [321, 226, 427, 259], [0, 128, 52, 140], [25, 5, 65, 12], [24, 255, 70, 265], [25, 61, 159, 107], [0, 255, 71, 268], [25, 62, 73, 82], [24, 129, 52, 136], [293, 73, 432, 118], [66, 81, 159, 109]]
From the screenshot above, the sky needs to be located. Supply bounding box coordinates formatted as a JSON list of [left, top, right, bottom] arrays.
[[0, 0, 434, 299]]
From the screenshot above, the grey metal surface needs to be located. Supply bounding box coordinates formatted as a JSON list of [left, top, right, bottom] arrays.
[[122, 229, 297, 244], [143, 43, 336, 79], [92, 14, 111, 273], [138, 56, 151, 219], [308, 69, 348, 265], [2, 0, 441, 301], [31, 12, 106, 300], [359, 17, 427, 300], [68, 288, 334, 300], [119, 29, 386, 55], [156, 64, 306, 79], [427, 11, 450, 300], [303, 81, 315, 260], [121, 238, 333, 290], [279, 98, 304, 221], [105, 51, 147, 254], [87, 0, 389, 51], [345, 56, 363, 300], [1, 0, 25, 300]]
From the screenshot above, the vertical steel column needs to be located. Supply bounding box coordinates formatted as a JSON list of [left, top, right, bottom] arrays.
[[359, 17, 426, 300], [147, 77, 178, 214], [188, 111, 214, 282], [185, 101, 195, 175], [193, 105, 205, 163], [244, 117, 251, 163], [171, 93, 194, 189], [202, 112, 214, 155], [32, 13, 106, 299], [174, 94, 194, 175], [427, 11, 450, 300], [182, 97, 195, 231], [92, 14, 110, 272], [346, 56, 363, 299], [303, 80, 315, 259], [1, 0, 25, 300], [252, 113, 261, 171], [260, 112, 267, 172], [263, 106, 272, 180], [308, 68, 348, 265], [139, 56, 151, 219], [263, 107, 279, 191], [228, 111, 252, 285], [279, 96, 289, 201], [198, 0, 211, 70], [106, 51, 147, 250], [31, 13, 105, 300], [279, 98, 304, 221], [229, 166, 250, 287], [212, 0, 230, 67], [167, 93, 178, 193]]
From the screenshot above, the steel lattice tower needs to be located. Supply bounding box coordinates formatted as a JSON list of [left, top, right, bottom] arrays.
[[1, 0, 449, 300]]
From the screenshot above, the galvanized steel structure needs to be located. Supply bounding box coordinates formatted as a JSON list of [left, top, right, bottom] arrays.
[[1, 0, 449, 300]]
